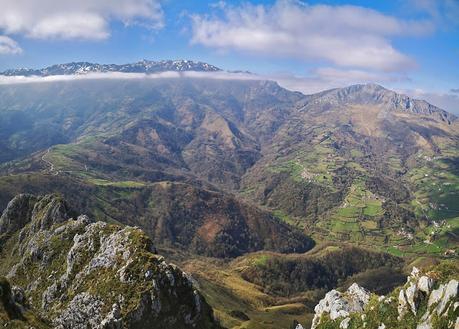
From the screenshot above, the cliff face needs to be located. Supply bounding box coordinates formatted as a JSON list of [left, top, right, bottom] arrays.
[[0, 194, 221, 329], [310, 266, 458, 329]]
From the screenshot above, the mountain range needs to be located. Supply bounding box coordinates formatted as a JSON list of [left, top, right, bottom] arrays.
[[0, 60, 457, 328], [0, 60, 221, 77]]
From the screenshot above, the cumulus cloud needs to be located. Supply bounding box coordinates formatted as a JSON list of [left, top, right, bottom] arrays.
[[190, 0, 433, 71], [0, 0, 164, 40], [0, 35, 22, 54]]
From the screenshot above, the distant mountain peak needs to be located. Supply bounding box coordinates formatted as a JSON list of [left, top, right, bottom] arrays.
[[312, 83, 456, 123], [0, 59, 222, 77]]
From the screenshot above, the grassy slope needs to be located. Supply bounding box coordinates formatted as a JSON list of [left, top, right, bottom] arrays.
[[241, 107, 459, 259]]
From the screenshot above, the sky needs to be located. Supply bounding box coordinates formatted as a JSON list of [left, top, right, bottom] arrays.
[[0, 0, 458, 113]]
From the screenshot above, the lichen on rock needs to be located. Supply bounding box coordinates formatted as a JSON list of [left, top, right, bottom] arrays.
[[0, 194, 221, 328], [311, 283, 370, 329], [312, 266, 458, 329]]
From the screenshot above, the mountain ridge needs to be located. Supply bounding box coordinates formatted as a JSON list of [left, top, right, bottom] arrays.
[[0, 59, 222, 77], [305, 83, 456, 123], [0, 58, 455, 122], [0, 193, 222, 328]]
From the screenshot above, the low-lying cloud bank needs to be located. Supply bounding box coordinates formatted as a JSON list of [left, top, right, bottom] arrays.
[[0, 70, 259, 85], [0, 70, 457, 115]]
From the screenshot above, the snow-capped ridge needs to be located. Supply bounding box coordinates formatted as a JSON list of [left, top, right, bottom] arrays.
[[0, 60, 222, 77]]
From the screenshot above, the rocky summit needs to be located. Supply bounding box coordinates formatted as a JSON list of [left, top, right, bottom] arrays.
[[0, 194, 221, 329], [311, 266, 458, 329]]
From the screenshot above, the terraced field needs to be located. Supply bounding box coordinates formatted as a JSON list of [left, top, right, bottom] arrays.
[[243, 105, 459, 259]]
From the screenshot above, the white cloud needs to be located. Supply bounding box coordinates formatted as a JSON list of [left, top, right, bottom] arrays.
[[409, 0, 459, 29], [29, 14, 109, 40], [260, 67, 407, 96], [0, 0, 164, 40], [0, 66, 405, 97], [0, 68, 406, 94], [312, 67, 407, 86], [0, 35, 22, 54], [0, 71, 260, 85], [190, 0, 433, 71]]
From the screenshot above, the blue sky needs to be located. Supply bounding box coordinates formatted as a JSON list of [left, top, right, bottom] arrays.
[[0, 0, 458, 112]]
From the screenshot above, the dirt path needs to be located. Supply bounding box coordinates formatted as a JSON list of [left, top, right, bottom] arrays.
[[41, 148, 59, 176]]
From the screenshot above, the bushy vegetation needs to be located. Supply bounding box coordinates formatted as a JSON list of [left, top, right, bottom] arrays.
[[240, 247, 402, 297]]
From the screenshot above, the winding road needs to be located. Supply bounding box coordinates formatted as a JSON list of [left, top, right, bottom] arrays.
[[41, 148, 59, 176]]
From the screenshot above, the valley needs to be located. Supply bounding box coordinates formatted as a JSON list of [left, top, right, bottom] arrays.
[[0, 69, 457, 328]]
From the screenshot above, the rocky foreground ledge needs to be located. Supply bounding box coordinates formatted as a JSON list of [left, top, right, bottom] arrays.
[[0, 194, 221, 328], [309, 266, 458, 329]]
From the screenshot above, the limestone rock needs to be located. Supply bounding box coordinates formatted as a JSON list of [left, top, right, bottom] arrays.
[[54, 292, 104, 329], [406, 282, 419, 315], [0, 194, 38, 238], [29, 194, 71, 232], [0, 194, 221, 329], [429, 284, 446, 308], [340, 317, 351, 329], [100, 303, 123, 329], [311, 283, 370, 329], [418, 276, 433, 294], [398, 289, 408, 319], [436, 279, 458, 315], [313, 267, 459, 329], [291, 320, 304, 329]]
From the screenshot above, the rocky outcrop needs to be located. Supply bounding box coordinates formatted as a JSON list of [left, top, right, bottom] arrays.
[[311, 283, 370, 329], [0, 194, 221, 328], [396, 267, 458, 329], [0, 193, 73, 241], [291, 320, 304, 329], [0, 194, 38, 239], [311, 266, 458, 329]]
